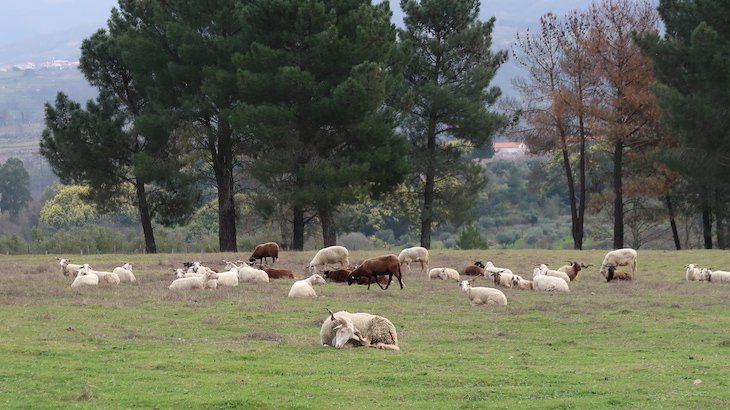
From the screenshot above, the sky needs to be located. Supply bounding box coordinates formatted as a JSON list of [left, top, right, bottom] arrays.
[[0, 0, 600, 96]]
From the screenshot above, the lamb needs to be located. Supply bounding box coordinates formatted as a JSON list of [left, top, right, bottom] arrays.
[[112, 263, 137, 283], [320, 309, 399, 350], [428, 267, 460, 281], [169, 270, 217, 290], [537, 264, 571, 283], [70, 269, 99, 288], [599, 248, 638, 280], [249, 241, 279, 264], [79, 264, 120, 285], [346, 254, 404, 290], [288, 274, 326, 297], [398, 246, 429, 273], [58, 258, 84, 277], [322, 267, 355, 282], [511, 275, 533, 290], [606, 265, 633, 281], [532, 268, 570, 292], [557, 261, 592, 281], [458, 280, 507, 306], [463, 261, 485, 276], [308, 245, 350, 273], [685, 264, 707, 281], [701, 268, 730, 283], [490, 270, 515, 288]]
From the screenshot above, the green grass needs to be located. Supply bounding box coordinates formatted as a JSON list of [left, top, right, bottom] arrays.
[[1, 249, 729, 409]]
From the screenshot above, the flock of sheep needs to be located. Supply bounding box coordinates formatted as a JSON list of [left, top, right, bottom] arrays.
[[56, 243, 727, 352]]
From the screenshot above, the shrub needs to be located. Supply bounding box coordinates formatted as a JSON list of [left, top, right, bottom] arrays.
[[455, 225, 488, 250]]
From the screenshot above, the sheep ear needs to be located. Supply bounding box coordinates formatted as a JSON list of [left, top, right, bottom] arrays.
[[326, 308, 336, 321]]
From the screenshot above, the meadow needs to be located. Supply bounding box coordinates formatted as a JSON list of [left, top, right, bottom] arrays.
[[0, 249, 729, 409]]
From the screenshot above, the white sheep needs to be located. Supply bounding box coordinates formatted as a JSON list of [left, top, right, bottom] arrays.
[[490, 270, 515, 288], [320, 310, 399, 350], [428, 267, 460, 281], [70, 269, 98, 288], [213, 269, 239, 287], [112, 263, 137, 283], [398, 246, 429, 273], [288, 274, 326, 298], [79, 264, 120, 285], [169, 270, 217, 290], [685, 264, 707, 281], [175, 268, 219, 289], [458, 280, 507, 306], [702, 268, 730, 283], [484, 261, 514, 276], [537, 264, 571, 283], [236, 265, 270, 283], [511, 275, 533, 290], [308, 246, 350, 273], [58, 258, 84, 277], [532, 267, 570, 292], [599, 248, 638, 279]]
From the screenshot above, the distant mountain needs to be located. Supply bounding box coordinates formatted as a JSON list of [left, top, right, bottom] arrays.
[[0, 25, 102, 67]]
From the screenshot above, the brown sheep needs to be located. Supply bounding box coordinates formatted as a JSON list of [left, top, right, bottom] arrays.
[[606, 265, 633, 282], [249, 242, 279, 264], [261, 266, 295, 279], [322, 268, 355, 282], [463, 261, 485, 276], [347, 254, 404, 290], [558, 261, 592, 281]]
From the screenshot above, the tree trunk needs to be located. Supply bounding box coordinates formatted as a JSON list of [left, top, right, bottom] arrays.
[[318, 206, 337, 247], [560, 130, 580, 250], [612, 140, 624, 249], [701, 198, 713, 249], [714, 187, 727, 249], [665, 194, 681, 250], [291, 205, 305, 251], [212, 120, 237, 252], [135, 179, 157, 254], [420, 114, 437, 250], [577, 113, 587, 250]]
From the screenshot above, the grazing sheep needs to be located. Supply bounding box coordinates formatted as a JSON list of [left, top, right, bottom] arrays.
[[112, 263, 137, 283], [463, 261, 485, 276], [236, 265, 270, 283], [490, 270, 515, 288], [79, 264, 120, 285], [288, 274, 326, 298], [70, 269, 98, 288], [458, 280, 507, 306], [261, 266, 295, 279], [169, 270, 217, 290], [249, 242, 279, 264], [320, 310, 399, 351], [347, 254, 404, 290], [58, 258, 84, 277], [537, 264, 571, 283], [398, 246, 429, 273], [685, 264, 707, 281], [557, 261, 592, 281], [308, 246, 350, 273], [701, 268, 730, 283], [323, 267, 355, 283], [606, 265, 633, 282], [511, 275, 533, 290], [599, 248, 638, 279], [428, 267, 460, 281], [532, 268, 570, 292]]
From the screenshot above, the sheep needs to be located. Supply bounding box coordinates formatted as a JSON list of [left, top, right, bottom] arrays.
[[605, 265, 633, 282], [701, 268, 730, 283], [458, 280, 507, 306], [236, 265, 270, 283], [169, 270, 217, 290], [213, 269, 239, 287], [599, 248, 638, 280], [58, 258, 84, 277], [322, 267, 355, 283], [398, 246, 429, 273], [484, 261, 514, 277], [190, 261, 217, 276], [685, 264, 707, 281], [308, 245, 350, 273], [511, 275, 533, 290], [490, 270, 515, 288], [537, 264, 571, 283], [320, 309, 399, 350], [249, 241, 279, 264], [532, 268, 570, 292], [557, 261, 592, 281], [70, 269, 98, 288], [428, 267, 460, 281], [288, 274, 326, 297], [463, 261, 485, 276], [347, 254, 404, 290], [79, 264, 120, 285], [261, 266, 295, 279], [112, 263, 137, 283]]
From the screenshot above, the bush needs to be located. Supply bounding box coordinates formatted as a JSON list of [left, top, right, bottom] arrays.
[[455, 225, 488, 250], [0, 234, 27, 254], [338, 232, 376, 251]]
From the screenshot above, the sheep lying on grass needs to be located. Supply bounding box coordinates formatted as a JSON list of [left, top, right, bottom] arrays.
[[702, 268, 730, 283], [112, 263, 137, 283], [320, 309, 399, 351], [537, 264, 571, 282], [511, 275, 533, 290], [71, 269, 98, 288], [79, 264, 120, 285], [685, 264, 707, 281], [463, 261, 485, 276], [458, 280, 507, 306], [169, 270, 217, 290], [428, 267, 460, 281], [490, 270, 515, 288], [558, 261, 591, 281], [288, 274, 326, 298], [532, 268, 570, 292], [606, 265, 633, 282], [58, 258, 85, 277]]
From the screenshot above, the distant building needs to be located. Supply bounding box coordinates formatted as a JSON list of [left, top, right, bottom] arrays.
[[492, 141, 529, 160]]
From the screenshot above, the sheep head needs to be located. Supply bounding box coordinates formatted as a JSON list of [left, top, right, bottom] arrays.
[[491, 271, 502, 284], [473, 261, 485, 268], [328, 311, 368, 348]]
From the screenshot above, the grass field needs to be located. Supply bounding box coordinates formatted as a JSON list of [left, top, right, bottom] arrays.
[[1, 249, 729, 409]]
